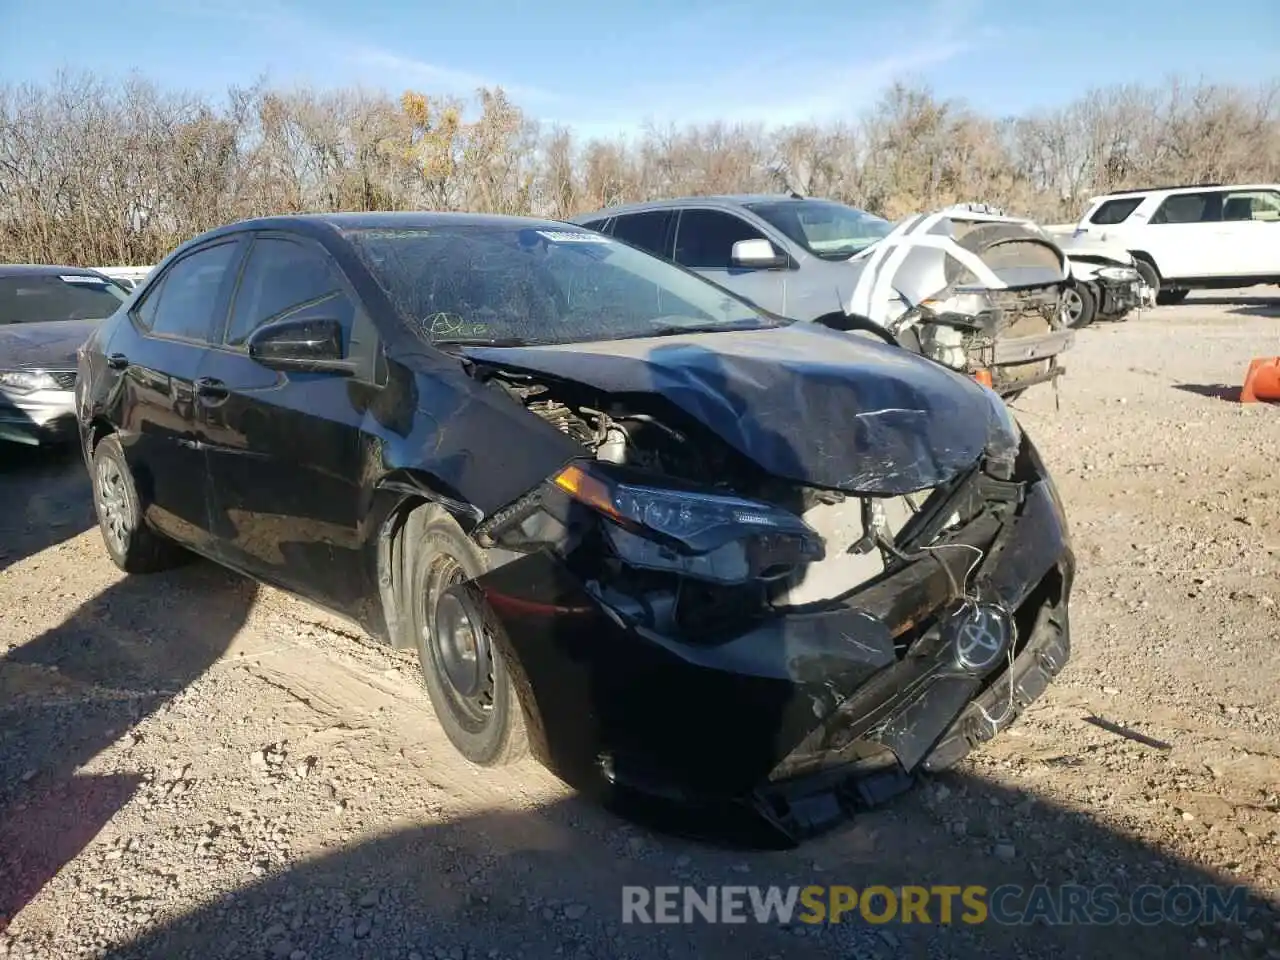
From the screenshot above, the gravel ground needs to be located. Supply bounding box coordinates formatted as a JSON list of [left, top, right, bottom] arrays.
[[2, 291, 1279, 960]]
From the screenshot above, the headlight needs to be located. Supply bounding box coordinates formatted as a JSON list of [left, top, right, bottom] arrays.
[[0, 370, 60, 394], [552, 463, 825, 584], [1096, 266, 1139, 282]]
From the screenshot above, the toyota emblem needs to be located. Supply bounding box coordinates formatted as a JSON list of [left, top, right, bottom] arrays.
[[948, 603, 1013, 673]]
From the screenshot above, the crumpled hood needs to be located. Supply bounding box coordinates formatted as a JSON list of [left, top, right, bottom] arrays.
[[462, 322, 996, 494], [0, 320, 98, 370]]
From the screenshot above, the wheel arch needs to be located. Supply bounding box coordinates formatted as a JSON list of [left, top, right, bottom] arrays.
[[373, 469, 484, 650], [86, 416, 116, 455], [1129, 250, 1161, 279]]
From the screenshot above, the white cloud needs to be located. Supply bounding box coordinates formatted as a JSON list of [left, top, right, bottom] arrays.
[[177, 0, 555, 103], [344, 47, 558, 104], [545, 0, 981, 132]]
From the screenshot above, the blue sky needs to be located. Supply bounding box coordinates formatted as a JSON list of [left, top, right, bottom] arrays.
[[1, 0, 1277, 138]]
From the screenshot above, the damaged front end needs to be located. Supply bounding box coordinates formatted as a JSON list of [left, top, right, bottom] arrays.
[[850, 204, 1076, 398], [891, 287, 1073, 396], [448, 332, 1074, 847]]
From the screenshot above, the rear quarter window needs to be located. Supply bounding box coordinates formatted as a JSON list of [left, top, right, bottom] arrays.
[[1089, 197, 1143, 225]]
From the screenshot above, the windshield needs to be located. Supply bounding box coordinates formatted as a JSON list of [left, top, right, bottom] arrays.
[[0, 274, 129, 325], [343, 225, 778, 347], [745, 199, 893, 260]]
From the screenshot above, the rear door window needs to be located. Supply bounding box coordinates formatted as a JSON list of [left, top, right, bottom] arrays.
[[136, 241, 240, 342], [1150, 192, 1224, 224]]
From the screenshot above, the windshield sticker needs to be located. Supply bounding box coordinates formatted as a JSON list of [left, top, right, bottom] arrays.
[[535, 230, 613, 244], [60, 275, 107, 284]]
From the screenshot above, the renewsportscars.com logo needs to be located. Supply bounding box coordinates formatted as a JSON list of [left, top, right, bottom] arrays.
[[621, 884, 1251, 927]]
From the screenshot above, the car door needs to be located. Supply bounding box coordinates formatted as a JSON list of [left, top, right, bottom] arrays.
[[106, 238, 245, 553], [1144, 191, 1226, 279], [1217, 188, 1280, 276], [670, 208, 790, 315], [197, 232, 383, 617]]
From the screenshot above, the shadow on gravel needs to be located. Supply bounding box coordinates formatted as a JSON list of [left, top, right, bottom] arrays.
[[108, 771, 1278, 960], [0, 564, 257, 927], [1172, 383, 1244, 403], [0, 442, 92, 574]]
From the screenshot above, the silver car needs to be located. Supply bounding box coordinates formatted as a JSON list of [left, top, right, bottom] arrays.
[[0, 265, 130, 446], [569, 196, 1074, 397]]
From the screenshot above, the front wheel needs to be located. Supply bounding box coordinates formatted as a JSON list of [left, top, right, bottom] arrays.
[[405, 507, 528, 767], [1063, 282, 1097, 328], [1133, 259, 1160, 301]]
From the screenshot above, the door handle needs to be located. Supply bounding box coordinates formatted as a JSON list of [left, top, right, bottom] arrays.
[[106, 353, 129, 370], [194, 377, 229, 405]]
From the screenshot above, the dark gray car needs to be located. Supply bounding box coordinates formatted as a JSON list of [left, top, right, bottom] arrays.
[[0, 265, 130, 446]]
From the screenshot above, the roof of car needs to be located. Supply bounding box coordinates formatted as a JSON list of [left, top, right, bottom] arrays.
[[0, 264, 113, 278], [1093, 183, 1279, 200], [569, 194, 822, 220], [165, 212, 601, 261], [206, 211, 580, 238]]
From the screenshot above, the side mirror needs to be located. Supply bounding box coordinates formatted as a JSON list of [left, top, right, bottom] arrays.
[[730, 238, 788, 269], [246, 317, 355, 375]]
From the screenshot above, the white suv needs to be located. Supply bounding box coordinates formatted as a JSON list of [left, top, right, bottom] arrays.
[[1072, 183, 1280, 304]]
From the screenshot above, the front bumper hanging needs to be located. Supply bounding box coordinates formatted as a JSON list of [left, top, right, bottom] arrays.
[[470, 444, 1074, 846]]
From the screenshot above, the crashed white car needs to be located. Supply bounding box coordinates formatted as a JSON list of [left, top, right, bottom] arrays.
[[570, 197, 1074, 398], [1041, 226, 1153, 327]]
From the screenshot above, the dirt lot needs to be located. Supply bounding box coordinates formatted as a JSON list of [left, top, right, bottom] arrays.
[[2, 292, 1279, 960]]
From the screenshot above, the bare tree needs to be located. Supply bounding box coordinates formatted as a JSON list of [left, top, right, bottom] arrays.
[[1, 71, 1277, 265]]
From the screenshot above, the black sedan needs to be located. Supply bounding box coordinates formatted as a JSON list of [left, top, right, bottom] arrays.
[[76, 213, 1074, 844]]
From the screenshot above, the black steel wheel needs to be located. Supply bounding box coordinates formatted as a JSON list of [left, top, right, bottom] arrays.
[[406, 506, 528, 766]]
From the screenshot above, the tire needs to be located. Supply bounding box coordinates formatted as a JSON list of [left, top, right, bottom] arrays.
[[90, 434, 187, 573], [405, 506, 528, 766], [1133, 258, 1160, 297], [1063, 282, 1097, 328], [1156, 288, 1190, 306]]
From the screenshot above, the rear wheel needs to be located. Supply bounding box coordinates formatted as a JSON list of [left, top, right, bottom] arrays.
[[1156, 288, 1190, 306], [1063, 282, 1097, 328], [91, 435, 187, 573], [405, 507, 528, 767]]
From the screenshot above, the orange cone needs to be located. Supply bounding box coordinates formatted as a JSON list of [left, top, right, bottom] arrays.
[[1241, 358, 1280, 403]]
